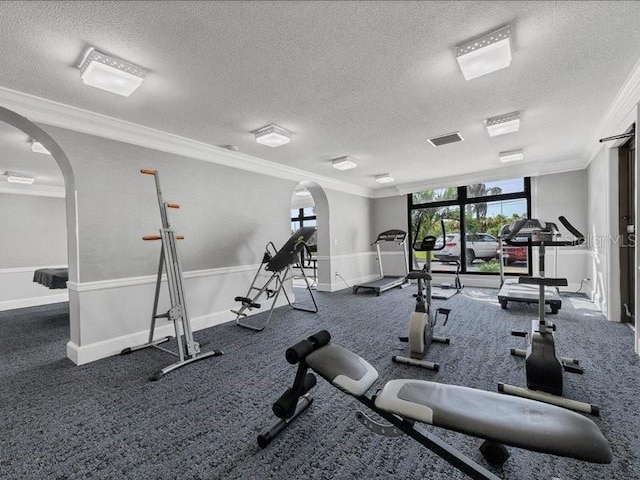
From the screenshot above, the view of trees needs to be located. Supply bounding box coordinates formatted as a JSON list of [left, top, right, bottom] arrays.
[[411, 183, 526, 241]]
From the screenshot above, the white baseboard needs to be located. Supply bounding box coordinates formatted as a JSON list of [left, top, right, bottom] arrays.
[[66, 307, 235, 365], [0, 265, 69, 311], [317, 273, 379, 293], [66, 295, 289, 366], [0, 292, 68, 311]]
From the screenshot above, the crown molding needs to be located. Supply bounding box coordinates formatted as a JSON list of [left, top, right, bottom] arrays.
[[587, 56, 640, 163], [376, 156, 587, 198], [0, 180, 65, 197], [0, 86, 374, 198]]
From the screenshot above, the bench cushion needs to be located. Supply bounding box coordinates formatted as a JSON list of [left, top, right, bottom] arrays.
[[375, 379, 612, 464], [306, 343, 378, 396]]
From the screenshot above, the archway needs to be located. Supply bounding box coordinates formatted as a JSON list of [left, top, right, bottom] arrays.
[[0, 106, 79, 355], [291, 180, 331, 291]]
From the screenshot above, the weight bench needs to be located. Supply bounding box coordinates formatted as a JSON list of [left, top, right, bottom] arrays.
[[259, 331, 612, 480]]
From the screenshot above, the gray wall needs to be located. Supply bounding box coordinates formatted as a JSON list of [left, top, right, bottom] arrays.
[[44, 126, 296, 282], [532, 170, 588, 288], [372, 195, 409, 277], [0, 192, 67, 268], [321, 189, 374, 286]]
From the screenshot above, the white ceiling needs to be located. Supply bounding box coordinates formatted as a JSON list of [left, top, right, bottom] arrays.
[[1, 1, 640, 192]]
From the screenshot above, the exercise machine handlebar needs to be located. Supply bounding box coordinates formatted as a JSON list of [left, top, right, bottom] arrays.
[[504, 216, 584, 247], [413, 220, 446, 252]]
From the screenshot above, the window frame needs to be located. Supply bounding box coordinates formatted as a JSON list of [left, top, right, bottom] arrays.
[[291, 207, 317, 230], [407, 178, 532, 276]]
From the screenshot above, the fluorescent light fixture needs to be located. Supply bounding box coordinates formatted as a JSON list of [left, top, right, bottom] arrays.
[[456, 25, 512, 81], [485, 111, 520, 137], [375, 174, 395, 184], [499, 149, 524, 163], [294, 188, 312, 197], [332, 156, 357, 171], [31, 140, 50, 154], [254, 124, 292, 147], [6, 172, 35, 184], [79, 48, 145, 97]]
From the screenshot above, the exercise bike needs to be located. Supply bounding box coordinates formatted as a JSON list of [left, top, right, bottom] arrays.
[[392, 221, 451, 371], [497, 216, 599, 415]]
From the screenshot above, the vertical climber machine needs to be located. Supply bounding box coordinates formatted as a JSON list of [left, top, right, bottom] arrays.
[[121, 169, 223, 380]]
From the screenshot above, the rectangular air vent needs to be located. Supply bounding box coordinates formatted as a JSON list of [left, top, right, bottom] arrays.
[[427, 131, 464, 147]]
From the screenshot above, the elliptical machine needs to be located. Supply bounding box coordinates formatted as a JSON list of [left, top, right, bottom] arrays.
[[392, 221, 451, 371], [497, 216, 599, 415]]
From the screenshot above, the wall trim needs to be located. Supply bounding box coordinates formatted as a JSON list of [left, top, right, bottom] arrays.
[[587, 56, 640, 166], [0, 293, 68, 312], [381, 157, 586, 198], [317, 252, 373, 261], [65, 295, 290, 366], [66, 307, 232, 365], [0, 182, 65, 198], [67, 264, 259, 292], [0, 85, 373, 198], [0, 265, 67, 275]]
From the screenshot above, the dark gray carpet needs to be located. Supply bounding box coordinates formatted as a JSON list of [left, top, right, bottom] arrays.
[[0, 286, 638, 480]]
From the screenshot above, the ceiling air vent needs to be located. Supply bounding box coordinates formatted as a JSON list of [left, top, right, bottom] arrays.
[[427, 131, 464, 147]]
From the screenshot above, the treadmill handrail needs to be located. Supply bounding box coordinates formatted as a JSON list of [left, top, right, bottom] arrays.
[[504, 216, 585, 247]]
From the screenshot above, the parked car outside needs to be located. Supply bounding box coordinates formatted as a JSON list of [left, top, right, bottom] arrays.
[[496, 245, 528, 264], [433, 232, 499, 264]]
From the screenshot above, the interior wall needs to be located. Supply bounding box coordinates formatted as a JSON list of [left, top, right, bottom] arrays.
[[370, 195, 409, 277], [531, 170, 589, 291], [0, 192, 68, 310], [321, 189, 374, 289], [27, 124, 378, 363], [38, 125, 305, 363], [0, 193, 67, 268]]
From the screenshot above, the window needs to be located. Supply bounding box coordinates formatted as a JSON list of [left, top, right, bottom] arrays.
[[408, 178, 531, 275], [291, 207, 317, 246]]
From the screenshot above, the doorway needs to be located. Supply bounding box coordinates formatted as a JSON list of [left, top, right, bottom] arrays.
[[619, 129, 636, 327], [0, 105, 79, 357]]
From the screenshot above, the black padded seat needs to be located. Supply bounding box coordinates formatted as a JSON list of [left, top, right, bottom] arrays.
[[375, 380, 612, 464], [306, 343, 379, 396], [33, 268, 69, 289], [266, 226, 316, 272]]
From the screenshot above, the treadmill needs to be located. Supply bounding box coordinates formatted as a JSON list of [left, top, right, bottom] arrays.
[[497, 218, 582, 314], [353, 229, 410, 296]]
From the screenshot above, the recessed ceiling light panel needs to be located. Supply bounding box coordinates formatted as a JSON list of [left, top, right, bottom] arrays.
[[6, 172, 36, 184], [31, 140, 50, 155], [456, 26, 512, 81], [499, 149, 524, 163], [79, 48, 145, 97], [331, 156, 357, 171], [254, 124, 292, 148], [485, 111, 520, 137], [375, 174, 395, 184]]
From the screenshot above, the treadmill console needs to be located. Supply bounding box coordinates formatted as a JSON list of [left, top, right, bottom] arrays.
[[507, 219, 559, 239], [376, 230, 407, 243]]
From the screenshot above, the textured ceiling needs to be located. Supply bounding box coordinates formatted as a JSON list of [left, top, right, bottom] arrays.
[[1, 1, 640, 191]]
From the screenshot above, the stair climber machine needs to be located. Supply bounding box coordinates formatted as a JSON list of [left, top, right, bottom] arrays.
[[497, 216, 599, 415], [392, 221, 452, 370]]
